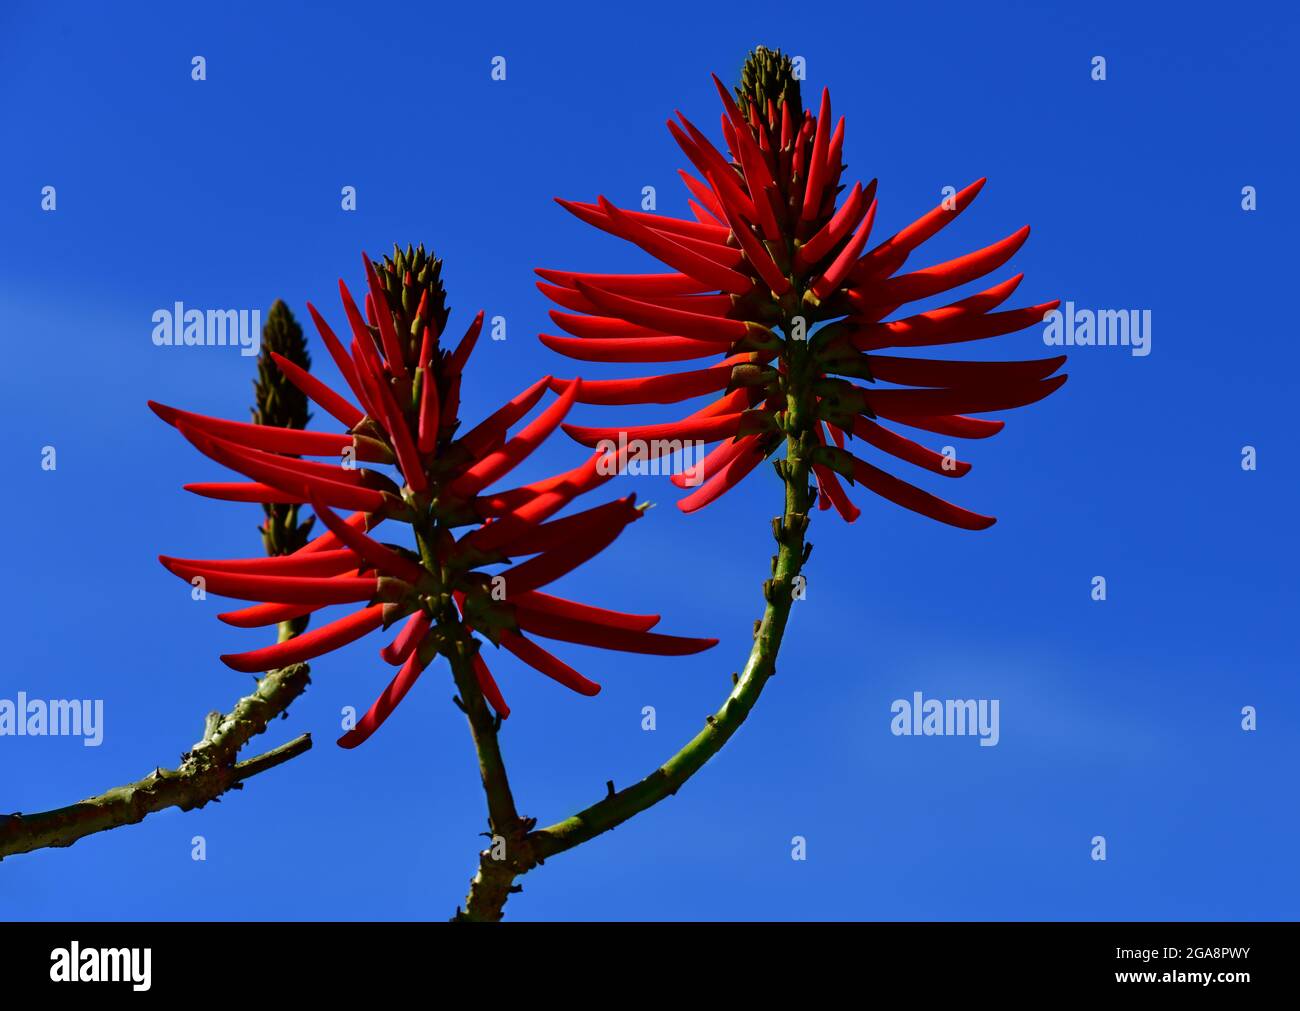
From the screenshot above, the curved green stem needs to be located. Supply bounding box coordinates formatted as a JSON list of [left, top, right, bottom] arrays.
[[454, 363, 816, 919]]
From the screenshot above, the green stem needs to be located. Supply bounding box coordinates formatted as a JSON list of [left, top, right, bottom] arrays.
[[446, 636, 534, 923], [455, 363, 815, 919], [0, 662, 313, 861], [446, 639, 523, 836]]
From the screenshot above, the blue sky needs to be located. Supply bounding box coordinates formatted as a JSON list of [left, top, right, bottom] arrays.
[[1, 0, 1296, 920]]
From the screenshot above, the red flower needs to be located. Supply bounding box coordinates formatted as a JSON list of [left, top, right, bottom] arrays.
[[538, 72, 1066, 528], [154, 246, 716, 747]]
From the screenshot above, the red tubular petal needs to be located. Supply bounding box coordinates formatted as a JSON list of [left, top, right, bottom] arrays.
[[218, 599, 331, 629], [363, 357, 427, 493], [709, 76, 780, 239], [158, 557, 379, 604], [575, 280, 759, 342], [847, 274, 1025, 349], [499, 630, 601, 696], [455, 376, 552, 458], [149, 401, 355, 457], [472, 651, 510, 718], [565, 200, 729, 243], [440, 371, 461, 430], [310, 499, 425, 583], [381, 610, 432, 665], [857, 299, 1060, 352], [860, 178, 987, 276], [539, 333, 727, 363], [811, 424, 861, 521], [687, 198, 721, 225], [448, 311, 486, 377], [550, 311, 672, 341], [306, 301, 371, 415], [513, 610, 718, 656], [221, 604, 386, 673], [269, 352, 365, 430], [669, 115, 759, 223], [474, 448, 612, 517], [813, 462, 861, 521], [669, 433, 754, 488], [848, 455, 995, 530], [538, 280, 733, 317], [338, 284, 385, 415], [499, 496, 640, 555], [704, 172, 791, 295], [571, 195, 753, 295], [892, 414, 1006, 440], [297, 511, 374, 554], [337, 648, 430, 748], [863, 374, 1068, 417], [363, 254, 408, 380], [349, 336, 391, 430], [719, 112, 738, 160], [867, 355, 1067, 389], [810, 213, 875, 300], [176, 423, 391, 513], [184, 431, 370, 485], [536, 268, 712, 296], [869, 226, 1032, 309], [800, 88, 833, 221], [677, 169, 727, 222], [796, 181, 869, 271], [558, 357, 742, 406], [562, 413, 744, 448], [683, 387, 754, 419], [499, 497, 642, 595], [824, 116, 846, 194], [339, 280, 374, 351], [162, 548, 360, 577], [417, 365, 441, 455], [452, 380, 581, 496], [466, 450, 616, 554], [514, 591, 658, 633], [185, 482, 304, 504], [175, 419, 372, 489], [677, 436, 766, 512], [851, 416, 971, 477]]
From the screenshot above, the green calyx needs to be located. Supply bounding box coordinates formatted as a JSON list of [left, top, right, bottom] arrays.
[[736, 46, 803, 122]]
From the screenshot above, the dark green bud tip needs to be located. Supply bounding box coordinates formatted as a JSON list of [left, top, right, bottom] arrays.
[[253, 300, 311, 433], [736, 46, 803, 122], [251, 300, 314, 558], [375, 242, 451, 342]]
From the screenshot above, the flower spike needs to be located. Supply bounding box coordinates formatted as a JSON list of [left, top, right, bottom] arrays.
[[539, 63, 1066, 526], [154, 248, 717, 746]]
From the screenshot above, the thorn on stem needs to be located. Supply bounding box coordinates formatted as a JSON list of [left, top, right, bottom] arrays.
[[452, 695, 466, 713], [606, 779, 616, 797]]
